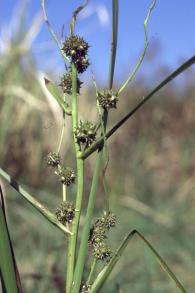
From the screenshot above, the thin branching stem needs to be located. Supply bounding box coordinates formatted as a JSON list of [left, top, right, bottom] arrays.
[[117, 0, 156, 95]]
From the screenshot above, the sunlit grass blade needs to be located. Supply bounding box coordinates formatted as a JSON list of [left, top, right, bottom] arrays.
[[0, 186, 19, 293], [90, 230, 187, 293], [0, 168, 72, 236], [44, 78, 72, 115]]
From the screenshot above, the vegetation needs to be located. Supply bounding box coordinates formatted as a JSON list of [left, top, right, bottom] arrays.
[[0, 1, 195, 292]]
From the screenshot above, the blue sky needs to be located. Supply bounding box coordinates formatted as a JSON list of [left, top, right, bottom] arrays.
[[1, 0, 195, 86]]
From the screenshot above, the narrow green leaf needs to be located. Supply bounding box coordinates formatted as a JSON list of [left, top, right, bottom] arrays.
[[90, 230, 187, 293], [0, 168, 72, 236], [108, 0, 119, 89], [44, 78, 72, 115], [0, 186, 18, 293]]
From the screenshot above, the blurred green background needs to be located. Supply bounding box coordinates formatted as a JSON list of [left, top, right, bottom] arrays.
[[1, 3, 195, 293]]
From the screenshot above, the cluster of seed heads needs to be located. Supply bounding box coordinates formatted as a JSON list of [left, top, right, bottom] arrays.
[[55, 201, 75, 224], [74, 121, 97, 149], [89, 211, 116, 263], [62, 35, 90, 73], [97, 89, 118, 110], [59, 73, 82, 95], [46, 152, 76, 186]]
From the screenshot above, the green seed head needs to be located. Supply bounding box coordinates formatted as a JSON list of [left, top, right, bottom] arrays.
[[95, 211, 116, 230], [55, 166, 76, 186], [97, 89, 118, 110], [89, 225, 107, 245], [93, 242, 112, 262], [80, 283, 91, 293], [74, 56, 90, 73], [62, 35, 89, 59], [74, 121, 97, 149], [55, 201, 75, 224], [59, 73, 82, 95], [46, 152, 61, 167]]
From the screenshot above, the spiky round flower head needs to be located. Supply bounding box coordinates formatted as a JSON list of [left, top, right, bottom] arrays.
[[74, 121, 97, 149], [74, 57, 90, 73], [80, 283, 91, 293], [55, 201, 75, 224], [95, 211, 116, 230], [46, 152, 61, 167], [62, 35, 89, 59], [55, 166, 76, 186], [93, 242, 112, 262], [97, 89, 118, 110], [59, 73, 83, 95], [105, 212, 116, 229], [89, 225, 107, 246]]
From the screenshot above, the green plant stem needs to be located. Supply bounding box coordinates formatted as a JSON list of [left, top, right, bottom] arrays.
[[80, 55, 195, 160], [72, 150, 103, 293], [0, 168, 72, 235], [87, 258, 97, 285], [117, 0, 156, 95], [66, 64, 84, 293]]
